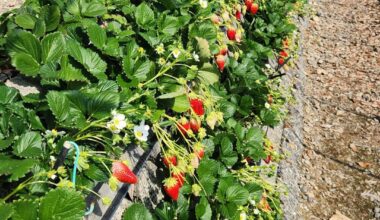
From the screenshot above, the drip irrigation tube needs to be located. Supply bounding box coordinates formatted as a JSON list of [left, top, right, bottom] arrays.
[[100, 142, 159, 220]]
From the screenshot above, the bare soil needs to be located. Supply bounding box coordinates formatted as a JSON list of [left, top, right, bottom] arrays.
[[298, 0, 380, 219], [0, 0, 23, 15]]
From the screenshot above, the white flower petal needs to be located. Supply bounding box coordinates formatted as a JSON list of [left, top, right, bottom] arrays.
[[116, 121, 127, 130], [114, 113, 125, 121]]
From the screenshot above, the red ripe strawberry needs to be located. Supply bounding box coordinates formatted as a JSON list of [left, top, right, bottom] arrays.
[[264, 145, 274, 164], [264, 155, 272, 164], [163, 155, 177, 167], [279, 50, 288, 58], [245, 0, 253, 11], [190, 118, 201, 133], [172, 172, 185, 187], [190, 99, 205, 116], [235, 11, 243, 21], [278, 57, 285, 65], [219, 45, 228, 56], [178, 120, 191, 135], [112, 161, 138, 184], [227, 28, 236, 41], [216, 54, 225, 72], [194, 144, 205, 159], [164, 178, 180, 201], [250, 3, 259, 15], [196, 148, 205, 159]]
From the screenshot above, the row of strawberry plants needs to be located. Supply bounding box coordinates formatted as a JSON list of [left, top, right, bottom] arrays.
[[0, 0, 305, 219]]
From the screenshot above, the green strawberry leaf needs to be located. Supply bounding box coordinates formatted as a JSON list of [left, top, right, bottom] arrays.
[[220, 137, 238, 167], [15, 13, 36, 29], [33, 19, 46, 38], [0, 138, 13, 150], [172, 95, 190, 113], [81, 2, 107, 17], [123, 203, 154, 220], [39, 188, 85, 220], [13, 131, 43, 158], [7, 30, 42, 63], [46, 91, 87, 128], [66, 40, 107, 80], [195, 197, 212, 220], [85, 92, 120, 119], [42, 5, 61, 32], [134, 60, 154, 82], [0, 156, 37, 181], [11, 200, 38, 220], [0, 86, 19, 104], [135, 3, 155, 29], [158, 15, 180, 36], [41, 32, 65, 64], [84, 164, 108, 182], [11, 53, 40, 76], [225, 185, 249, 206], [0, 202, 14, 220], [87, 25, 107, 50], [58, 55, 89, 82]]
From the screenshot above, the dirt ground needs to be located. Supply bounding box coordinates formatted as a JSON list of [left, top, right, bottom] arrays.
[[298, 0, 380, 219], [0, 0, 22, 15]]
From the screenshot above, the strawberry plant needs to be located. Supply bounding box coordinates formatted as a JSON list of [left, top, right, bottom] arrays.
[[0, 0, 305, 219]]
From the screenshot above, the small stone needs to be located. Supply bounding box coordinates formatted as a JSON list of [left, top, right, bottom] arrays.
[[336, 110, 345, 116], [349, 143, 358, 152], [375, 207, 380, 213], [329, 211, 352, 220]]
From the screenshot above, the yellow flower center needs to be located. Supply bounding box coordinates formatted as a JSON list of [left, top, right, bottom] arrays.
[[135, 131, 143, 138], [52, 129, 58, 136]]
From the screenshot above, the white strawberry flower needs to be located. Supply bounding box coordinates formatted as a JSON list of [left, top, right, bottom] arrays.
[[107, 122, 121, 134], [172, 48, 181, 58], [192, 52, 200, 62], [199, 0, 208, 8], [155, 43, 165, 54], [134, 120, 150, 142], [107, 111, 127, 134], [240, 212, 247, 220], [113, 113, 127, 130], [45, 129, 65, 138]]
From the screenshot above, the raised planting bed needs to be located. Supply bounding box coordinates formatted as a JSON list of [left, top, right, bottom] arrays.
[[0, 0, 307, 219]]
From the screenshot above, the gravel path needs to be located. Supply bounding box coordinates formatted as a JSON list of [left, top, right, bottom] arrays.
[[297, 0, 380, 219]]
